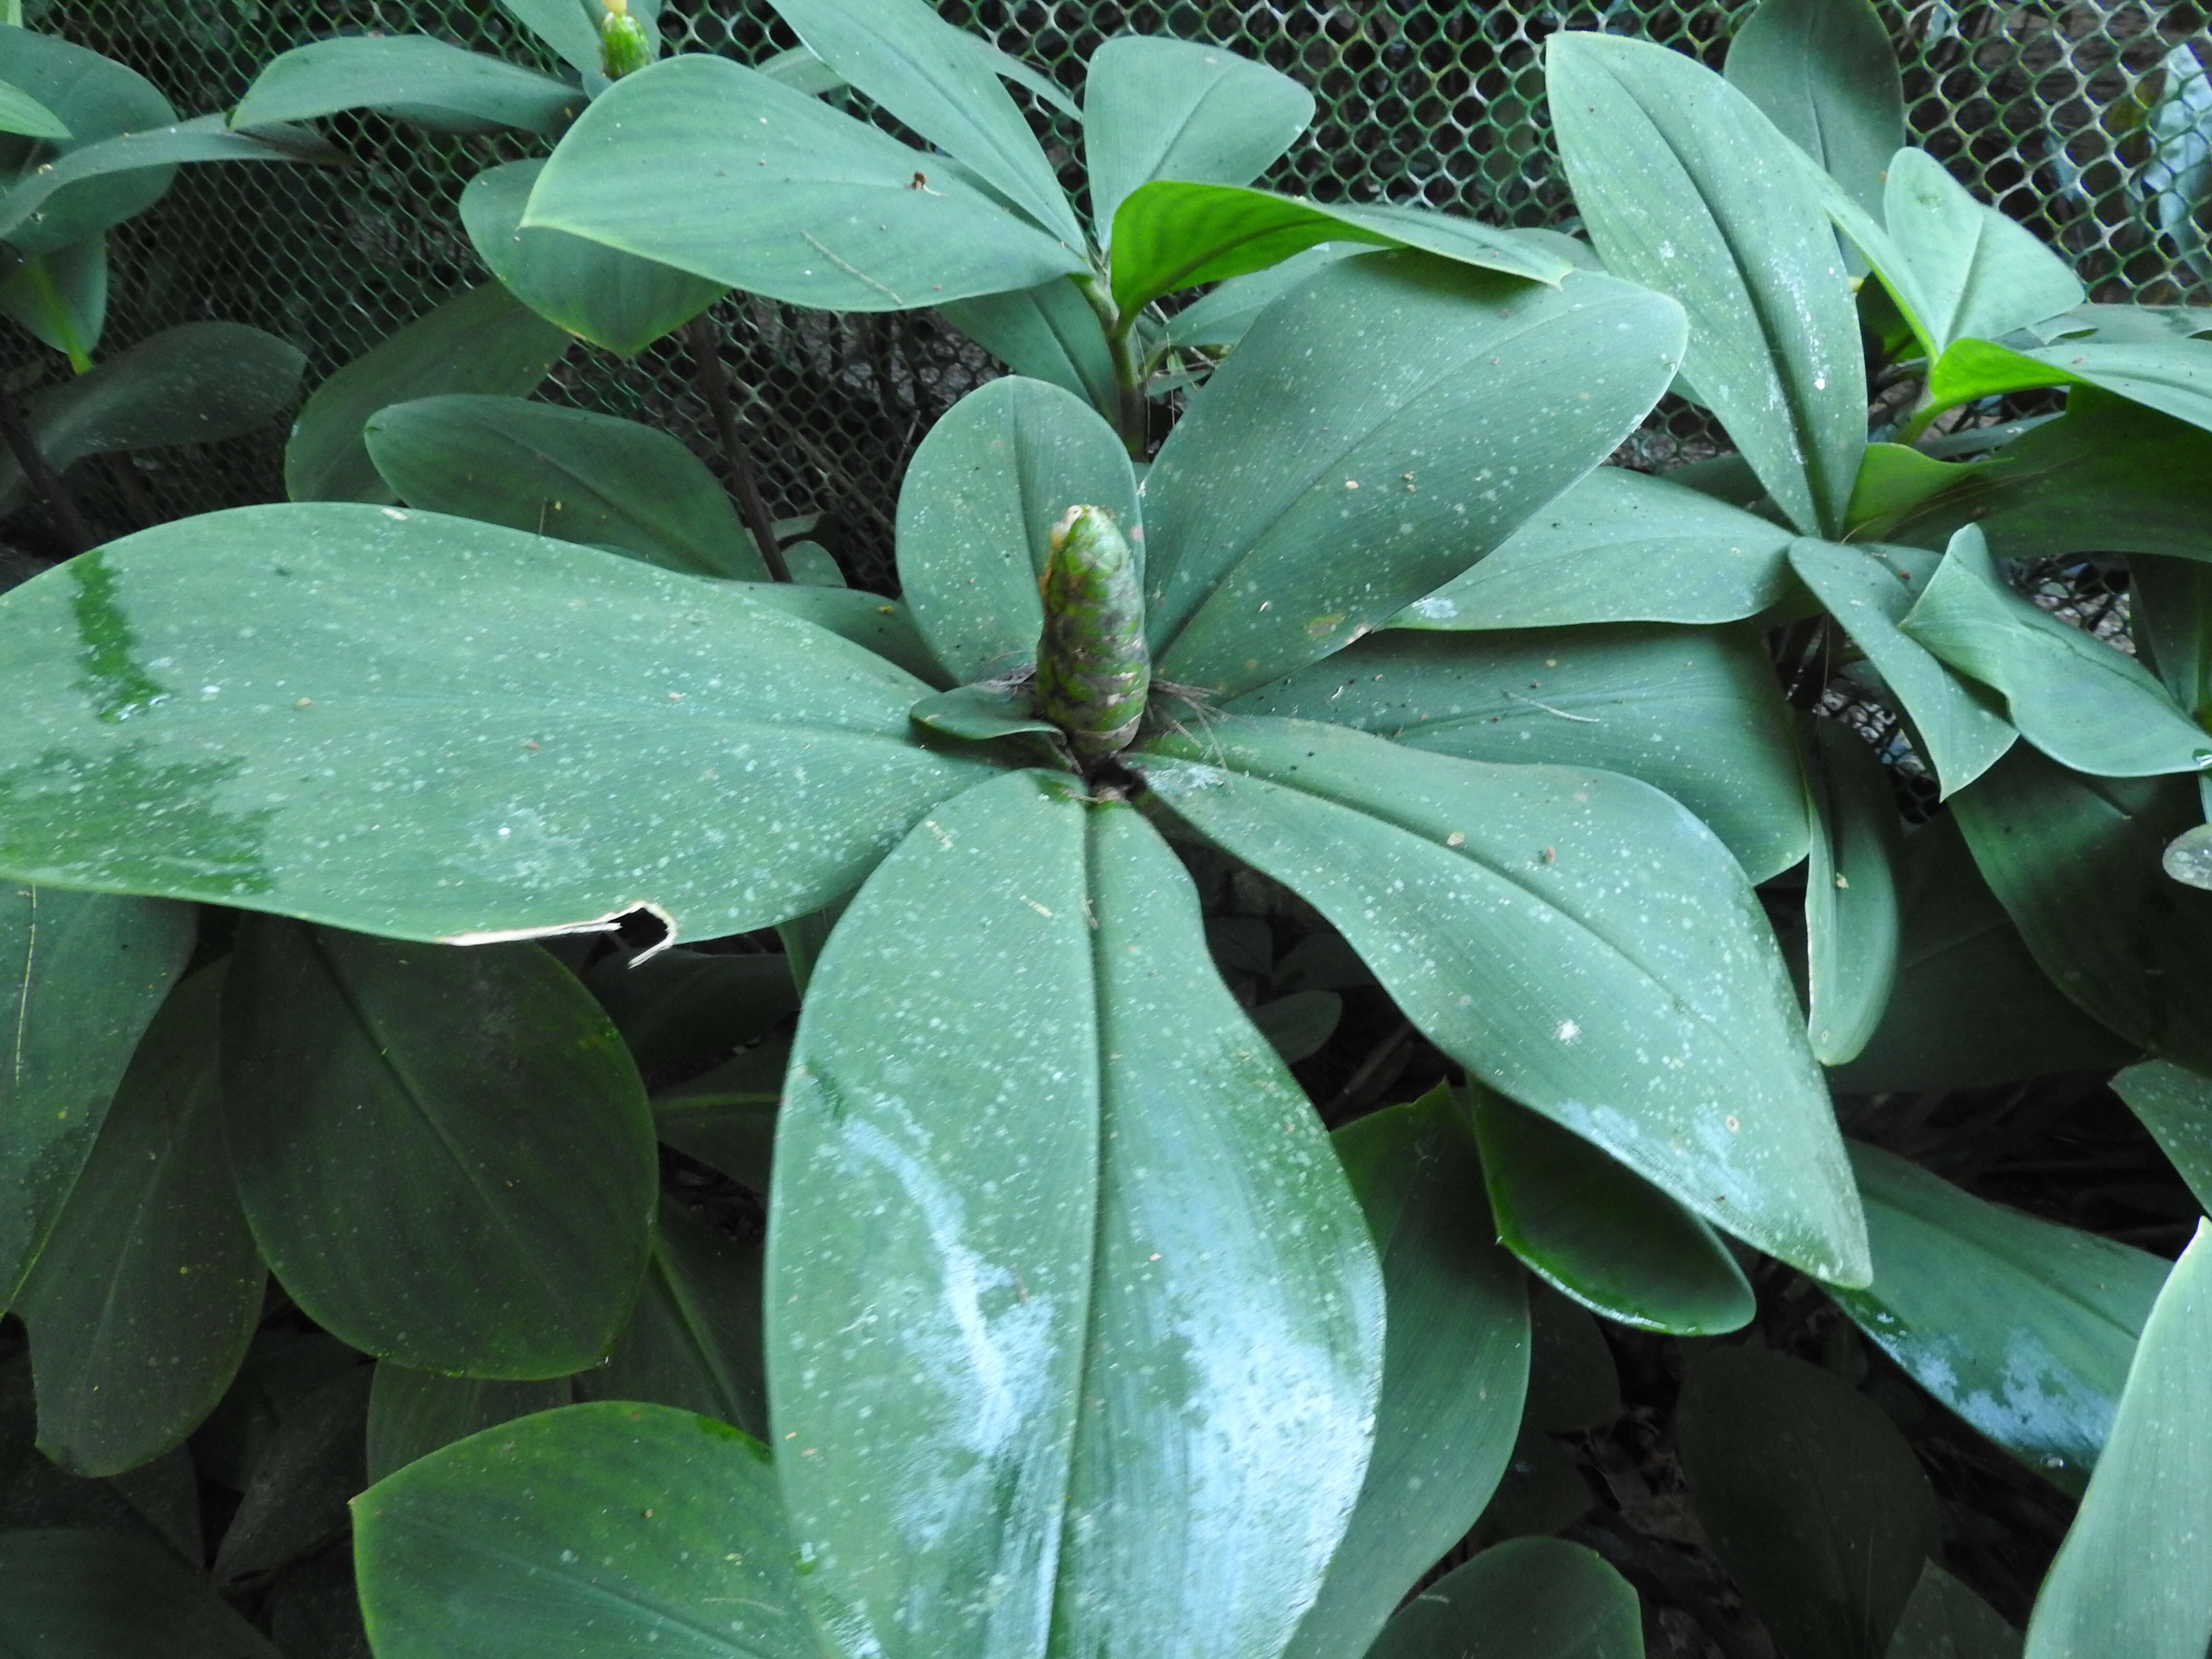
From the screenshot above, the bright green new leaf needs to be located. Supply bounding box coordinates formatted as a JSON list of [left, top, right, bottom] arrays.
[[1285, 1086, 1531, 1659], [1788, 537, 2016, 796], [364, 1364, 572, 1484], [1472, 1085, 1754, 1334], [221, 920, 656, 1377], [1803, 715, 1902, 1064], [0, 506, 992, 940], [1925, 335, 2212, 438], [1083, 34, 1314, 235], [1139, 719, 1870, 1285], [0, 72, 67, 138], [937, 277, 1120, 414], [1235, 623, 1810, 882], [1887, 1563, 2023, 1659], [1142, 252, 1685, 697], [2110, 1061, 2212, 1213], [0, 235, 107, 368], [460, 160, 722, 355], [0, 1528, 281, 1657], [1365, 1537, 1645, 1659], [1549, 30, 1864, 537], [17, 967, 262, 1478], [1846, 443, 1986, 536], [354, 1402, 815, 1659], [769, 772, 1382, 1659], [1396, 465, 1797, 630], [230, 36, 584, 135], [1108, 179, 1572, 316], [286, 282, 570, 504], [1159, 244, 1356, 348], [1725, 0, 1903, 221], [526, 55, 1085, 311], [2022, 1222, 2212, 1659], [895, 373, 1140, 685], [1679, 1345, 1942, 1659], [1829, 1142, 2168, 1496], [1899, 525, 2209, 776], [365, 394, 766, 579], [0, 884, 192, 1307]]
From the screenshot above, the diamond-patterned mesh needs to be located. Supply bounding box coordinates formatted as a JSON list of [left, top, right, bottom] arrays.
[[35, 0, 2212, 573]]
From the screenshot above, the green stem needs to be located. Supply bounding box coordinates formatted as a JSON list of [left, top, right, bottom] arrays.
[[1896, 386, 1947, 446], [1077, 273, 1150, 459]]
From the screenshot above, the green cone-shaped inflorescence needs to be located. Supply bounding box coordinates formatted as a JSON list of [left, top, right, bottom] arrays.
[[1034, 504, 1150, 763], [598, 0, 653, 79]]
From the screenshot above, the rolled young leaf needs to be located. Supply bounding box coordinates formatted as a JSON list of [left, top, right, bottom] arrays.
[[229, 36, 585, 135]]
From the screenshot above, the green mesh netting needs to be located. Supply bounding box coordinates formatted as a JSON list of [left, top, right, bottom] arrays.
[[36, 0, 2212, 568]]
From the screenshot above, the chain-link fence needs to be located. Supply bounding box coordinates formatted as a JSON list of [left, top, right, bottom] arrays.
[[32, 0, 2212, 573]]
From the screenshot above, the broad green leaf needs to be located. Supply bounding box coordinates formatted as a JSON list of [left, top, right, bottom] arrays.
[[1526, 1280, 1624, 1433], [0, 506, 994, 940], [1788, 537, 2016, 795], [1233, 623, 1808, 882], [364, 1364, 572, 1484], [1876, 149, 2083, 354], [575, 1195, 765, 1438], [212, 1361, 373, 1578], [2022, 1222, 2212, 1659], [0, 885, 192, 1306], [736, 581, 948, 687], [365, 394, 765, 579], [0, 30, 174, 254], [1365, 1537, 1644, 1659], [1829, 1142, 2167, 1496], [2029, 303, 2212, 346], [1680, 1345, 1942, 1659], [756, 41, 844, 96], [1139, 718, 1871, 1285], [1846, 443, 1985, 536], [1550, 31, 1863, 537], [0, 1528, 280, 1657], [460, 160, 722, 355], [526, 55, 1084, 311], [0, 72, 66, 138], [937, 276, 1119, 415], [0, 235, 105, 368], [1472, 1085, 1754, 1335], [1251, 987, 1339, 1061], [767, 0, 1080, 244], [652, 1039, 785, 1191], [583, 947, 794, 1073], [908, 683, 1062, 745], [1285, 1086, 1531, 1659], [1467, 1427, 1596, 1549], [1083, 35, 1314, 234], [0, 321, 304, 513], [2110, 553, 2212, 718], [2109, 1061, 2212, 1213], [230, 36, 585, 135], [495, 0, 613, 77], [1396, 465, 1796, 630], [769, 770, 1382, 1659], [16, 967, 261, 1478], [1108, 180, 1572, 316], [1142, 252, 1684, 697], [1803, 716, 1902, 1064], [354, 1402, 814, 1659], [1888, 1563, 2022, 1659], [895, 373, 1139, 685], [222, 920, 656, 1377], [1159, 244, 1358, 349], [1725, 0, 1903, 221], [287, 283, 569, 504], [1900, 525, 2208, 776], [1925, 335, 2212, 438]]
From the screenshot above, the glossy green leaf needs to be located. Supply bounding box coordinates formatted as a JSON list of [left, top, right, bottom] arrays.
[[1396, 465, 1796, 631], [0, 29, 173, 253], [895, 373, 1140, 685], [364, 1364, 572, 1485], [937, 276, 1118, 413], [1143, 252, 1685, 697], [0, 72, 67, 139], [1900, 526, 2208, 776], [584, 947, 794, 1074], [1285, 1086, 1531, 1659], [1366, 1537, 1644, 1659], [460, 159, 722, 355], [0, 235, 105, 368], [1887, 1563, 2022, 1659], [1680, 1345, 1941, 1659], [1083, 34, 1314, 234], [1925, 335, 2212, 438], [287, 283, 569, 504], [1846, 443, 1986, 536], [0, 1528, 280, 1657], [1233, 623, 1809, 883], [354, 1402, 814, 1659], [769, 770, 1382, 1659], [1109, 180, 1572, 316], [1159, 244, 1357, 349], [575, 1196, 765, 1437], [1788, 537, 2016, 796], [16, 967, 261, 1478], [1829, 1142, 2167, 1496], [1804, 716, 1902, 1064], [1139, 718, 1870, 1285], [651, 1039, 785, 1191], [0, 505, 994, 939], [366, 394, 765, 579], [1725, 0, 1902, 221], [222, 919, 655, 1377], [2110, 1061, 2212, 1213], [231, 36, 583, 134], [1550, 31, 1863, 537], [0, 885, 193, 1306], [213, 1361, 373, 1578], [1472, 1084, 1754, 1335], [527, 55, 1084, 312], [2022, 1221, 2212, 1659]]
